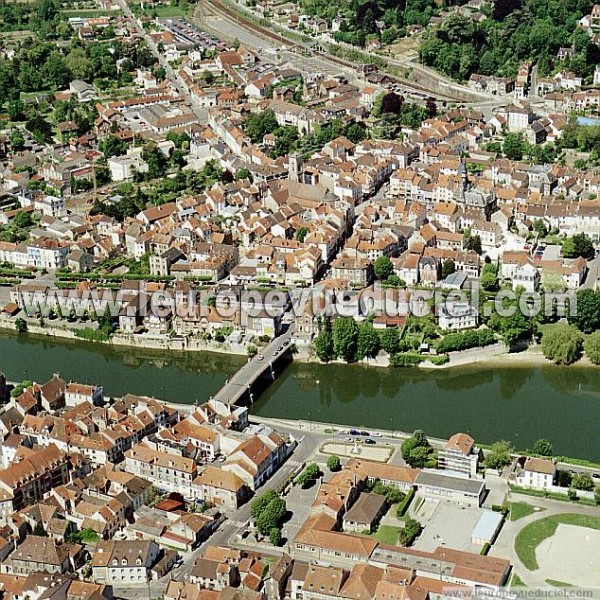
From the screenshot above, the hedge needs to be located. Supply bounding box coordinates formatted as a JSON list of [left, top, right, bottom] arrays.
[[437, 329, 495, 353], [396, 488, 415, 517], [390, 352, 423, 366]]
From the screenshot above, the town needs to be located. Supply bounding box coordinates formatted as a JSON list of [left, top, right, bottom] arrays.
[[0, 369, 599, 599], [0, 0, 599, 595]]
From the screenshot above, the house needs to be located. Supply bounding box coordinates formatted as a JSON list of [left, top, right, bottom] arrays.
[[437, 433, 479, 478], [91, 539, 161, 584], [514, 457, 556, 491], [5, 535, 80, 575], [65, 382, 104, 407], [192, 466, 250, 510], [438, 302, 478, 331], [342, 493, 387, 533]]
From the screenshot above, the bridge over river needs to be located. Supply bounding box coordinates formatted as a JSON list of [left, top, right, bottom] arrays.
[[211, 325, 295, 406]]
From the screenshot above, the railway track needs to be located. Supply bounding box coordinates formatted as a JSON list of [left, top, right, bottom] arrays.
[[197, 0, 463, 103]]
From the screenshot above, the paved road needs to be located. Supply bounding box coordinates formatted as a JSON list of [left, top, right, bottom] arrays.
[[213, 324, 295, 404], [581, 253, 600, 290]]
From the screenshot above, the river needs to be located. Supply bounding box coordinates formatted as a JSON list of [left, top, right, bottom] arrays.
[[1, 331, 599, 460]]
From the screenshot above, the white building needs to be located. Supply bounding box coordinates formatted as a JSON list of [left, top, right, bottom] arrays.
[[515, 457, 556, 491], [438, 432, 479, 478], [108, 149, 149, 182], [439, 302, 478, 331]]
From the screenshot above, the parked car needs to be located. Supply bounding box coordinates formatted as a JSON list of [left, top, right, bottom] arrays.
[[364, 438, 376, 445], [257, 354, 264, 361], [360, 430, 370, 436], [349, 429, 360, 435], [371, 432, 383, 437]]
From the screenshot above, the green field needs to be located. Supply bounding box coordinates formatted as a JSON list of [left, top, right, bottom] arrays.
[[61, 9, 121, 17], [509, 572, 527, 588], [515, 514, 600, 571], [509, 501, 544, 522], [546, 579, 574, 587]]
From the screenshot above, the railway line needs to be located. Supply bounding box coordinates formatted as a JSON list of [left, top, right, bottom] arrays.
[[195, 0, 468, 103]]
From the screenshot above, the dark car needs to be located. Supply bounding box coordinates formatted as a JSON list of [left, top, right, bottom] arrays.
[[349, 429, 360, 435], [361, 430, 370, 436], [364, 438, 376, 445]]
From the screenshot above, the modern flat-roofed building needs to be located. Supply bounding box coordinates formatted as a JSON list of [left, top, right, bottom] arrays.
[[414, 471, 486, 507]]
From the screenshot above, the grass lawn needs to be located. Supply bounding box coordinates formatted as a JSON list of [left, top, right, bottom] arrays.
[[509, 572, 527, 588], [61, 9, 121, 16], [373, 525, 402, 545], [515, 513, 600, 571], [546, 579, 574, 587], [509, 501, 544, 522]]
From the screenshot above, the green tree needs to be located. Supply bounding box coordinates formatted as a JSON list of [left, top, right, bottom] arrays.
[[14, 318, 27, 334], [236, 167, 252, 181], [255, 496, 287, 535], [251, 490, 278, 520], [397, 517, 421, 546], [296, 463, 321, 488], [296, 226, 309, 243], [484, 440, 513, 470], [269, 527, 282, 546], [327, 455, 341, 472], [332, 317, 359, 362], [503, 133, 525, 161], [532, 439, 553, 457], [441, 259, 455, 279], [314, 317, 335, 362], [14, 211, 33, 228], [379, 327, 401, 354], [247, 345, 258, 358], [357, 321, 380, 360], [374, 256, 394, 280], [595, 487, 600, 506], [480, 269, 498, 292], [541, 323, 583, 365], [401, 430, 431, 467], [464, 233, 482, 254], [584, 330, 600, 365], [562, 233, 594, 259], [572, 472, 594, 492], [10, 129, 25, 151], [556, 469, 572, 488], [570, 290, 600, 334]]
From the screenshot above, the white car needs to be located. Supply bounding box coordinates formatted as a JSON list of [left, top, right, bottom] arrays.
[[370, 432, 383, 437], [257, 354, 264, 361]]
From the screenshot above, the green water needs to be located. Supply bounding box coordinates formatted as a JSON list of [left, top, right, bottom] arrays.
[[0, 331, 244, 402], [1, 331, 599, 460]]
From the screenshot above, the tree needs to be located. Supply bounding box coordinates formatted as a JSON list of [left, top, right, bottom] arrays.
[[379, 91, 403, 115], [595, 486, 600, 507], [255, 495, 286, 535], [33, 522, 48, 537], [327, 455, 341, 472], [379, 327, 401, 355], [484, 440, 513, 470], [374, 256, 394, 280], [14, 211, 33, 228], [570, 290, 600, 334], [556, 469, 572, 488], [10, 129, 25, 151], [251, 490, 278, 520], [398, 517, 421, 546], [385, 274, 405, 288], [14, 318, 27, 333], [562, 233, 594, 259], [314, 317, 334, 362], [442, 259, 455, 279], [332, 317, 359, 362], [357, 321, 380, 360], [584, 331, 600, 365], [202, 70, 215, 85], [237, 167, 252, 182], [572, 472, 594, 492], [269, 527, 282, 546], [296, 226, 309, 243], [541, 323, 583, 365], [464, 233, 482, 254], [503, 133, 525, 161], [532, 439, 553, 457], [247, 345, 258, 358], [296, 463, 321, 488], [8, 99, 25, 121], [480, 269, 498, 292], [401, 430, 432, 467]]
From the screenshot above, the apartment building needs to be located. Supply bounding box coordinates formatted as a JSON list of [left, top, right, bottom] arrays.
[[124, 442, 197, 496]]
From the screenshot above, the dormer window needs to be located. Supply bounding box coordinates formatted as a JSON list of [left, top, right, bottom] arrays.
[[112, 559, 118, 566], [136, 557, 143, 566], [122, 558, 127, 566]]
